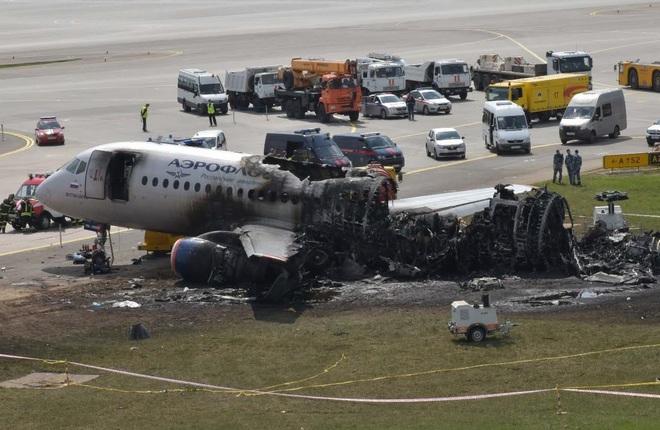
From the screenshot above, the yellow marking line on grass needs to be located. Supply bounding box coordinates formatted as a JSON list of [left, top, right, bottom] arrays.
[[0, 131, 34, 158], [0, 228, 133, 257]]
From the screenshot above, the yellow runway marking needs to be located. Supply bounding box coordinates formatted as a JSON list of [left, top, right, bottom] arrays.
[[393, 121, 480, 140], [0, 228, 133, 257], [0, 131, 34, 158], [468, 29, 544, 62], [405, 136, 646, 177]]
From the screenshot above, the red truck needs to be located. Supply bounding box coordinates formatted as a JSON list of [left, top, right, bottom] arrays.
[[11, 173, 67, 230]]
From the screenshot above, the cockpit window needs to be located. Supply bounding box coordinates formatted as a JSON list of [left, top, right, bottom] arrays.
[[66, 159, 80, 174], [75, 160, 87, 175]]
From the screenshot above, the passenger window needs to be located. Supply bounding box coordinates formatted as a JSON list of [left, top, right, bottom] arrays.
[[141, 176, 148, 186], [205, 184, 211, 194], [163, 179, 169, 188], [152, 177, 159, 187], [268, 190, 277, 202], [237, 188, 244, 198], [226, 187, 233, 199], [595, 107, 601, 119], [216, 185, 222, 194], [184, 181, 190, 191], [75, 160, 87, 175], [194, 183, 200, 192], [248, 189, 255, 200], [280, 192, 289, 203], [602, 103, 612, 117], [173, 180, 179, 190], [362, 71, 367, 78]]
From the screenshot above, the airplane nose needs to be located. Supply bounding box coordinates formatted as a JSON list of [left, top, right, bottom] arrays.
[[35, 174, 55, 206]]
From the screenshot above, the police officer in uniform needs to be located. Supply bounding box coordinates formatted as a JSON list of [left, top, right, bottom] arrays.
[[574, 149, 582, 186], [565, 149, 575, 185], [406, 93, 416, 121], [207, 101, 217, 127], [552, 149, 564, 184]]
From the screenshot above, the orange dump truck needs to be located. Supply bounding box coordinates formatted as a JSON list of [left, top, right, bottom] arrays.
[[276, 58, 362, 122], [617, 61, 660, 91]]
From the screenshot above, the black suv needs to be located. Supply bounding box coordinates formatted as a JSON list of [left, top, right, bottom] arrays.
[[264, 128, 352, 167], [332, 132, 405, 172]]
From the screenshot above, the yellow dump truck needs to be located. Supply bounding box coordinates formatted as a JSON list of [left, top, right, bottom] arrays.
[[617, 61, 660, 91], [485, 73, 590, 121]]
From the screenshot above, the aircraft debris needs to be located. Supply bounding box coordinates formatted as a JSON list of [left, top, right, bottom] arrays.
[[112, 300, 141, 308], [129, 323, 150, 340], [461, 277, 504, 291]]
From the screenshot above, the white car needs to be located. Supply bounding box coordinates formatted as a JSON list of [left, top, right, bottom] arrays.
[[190, 130, 227, 150], [408, 89, 452, 115], [362, 93, 407, 118], [646, 120, 660, 147], [426, 128, 465, 159]]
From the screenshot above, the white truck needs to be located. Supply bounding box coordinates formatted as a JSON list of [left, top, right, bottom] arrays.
[[225, 66, 282, 111], [471, 50, 593, 91], [447, 295, 512, 342], [405, 59, 472, 100], [356, 53, 406, 94]]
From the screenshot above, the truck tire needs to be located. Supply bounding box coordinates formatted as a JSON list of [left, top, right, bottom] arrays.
[[316, 104, 329, 123], [481, 74, 489, 91], [653, 71, 660, 92], [294, 101, 305, 119], [629, 69, 639, 89], [468, 326, 486, 343], [349, 111, 359, 122], [609, 125, 620, 139], [284, 100, 294, 118], [588, 130, 597, 144], [459, 91, 468, 100], [34, 212, 51, 230]]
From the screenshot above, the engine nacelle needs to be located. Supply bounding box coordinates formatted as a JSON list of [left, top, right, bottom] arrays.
[[170, 237, 221, 283]]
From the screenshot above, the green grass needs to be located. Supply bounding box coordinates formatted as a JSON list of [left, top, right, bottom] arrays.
[[0, 58, 80, 69], [1, 307, 660, 429], [538, 168, 660, 232]]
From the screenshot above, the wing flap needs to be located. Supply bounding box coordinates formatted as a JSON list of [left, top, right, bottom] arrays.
[[235, 224, 300, 262]]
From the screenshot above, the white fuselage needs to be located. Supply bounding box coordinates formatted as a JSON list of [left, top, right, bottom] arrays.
[[36, 142, 302, 235]]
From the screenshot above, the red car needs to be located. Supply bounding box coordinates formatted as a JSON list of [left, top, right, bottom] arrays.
[[35, 116, 65, 146]]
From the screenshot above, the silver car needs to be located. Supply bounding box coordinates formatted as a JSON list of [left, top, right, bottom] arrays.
[[425, 127, 466, 159], [362, 93, 408, 119], [408, 89, 452, 115]]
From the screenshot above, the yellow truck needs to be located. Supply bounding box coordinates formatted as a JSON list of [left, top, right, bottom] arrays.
[[617, 61, 660, 91], [485, 73, 590, 122], [138, 231, 182, 254]]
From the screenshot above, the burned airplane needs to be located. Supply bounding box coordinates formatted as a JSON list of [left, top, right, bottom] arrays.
[[37, 142, 578, 298]]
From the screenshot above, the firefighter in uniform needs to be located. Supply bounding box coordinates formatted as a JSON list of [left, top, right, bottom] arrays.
[[17, 198, 33, 229], [0, 194, 14, 233], [207, 101, 217, 127]]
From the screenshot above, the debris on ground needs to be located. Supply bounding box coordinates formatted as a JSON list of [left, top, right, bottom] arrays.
[[128, 323, 150, 340], [460, 277, 504, 291], [112, 300, 141, 309], [0, 373, 98, 389]]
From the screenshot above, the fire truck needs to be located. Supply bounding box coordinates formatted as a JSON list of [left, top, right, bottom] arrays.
[[11, 173, 67, 230]]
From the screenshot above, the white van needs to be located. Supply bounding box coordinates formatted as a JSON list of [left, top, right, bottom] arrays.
[[559, 89, 626, 144], [177, 69, 229, 114], [482, 101, 531, 154]]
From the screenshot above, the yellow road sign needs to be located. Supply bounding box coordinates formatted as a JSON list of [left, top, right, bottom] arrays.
[[602, 153, 649, 169]]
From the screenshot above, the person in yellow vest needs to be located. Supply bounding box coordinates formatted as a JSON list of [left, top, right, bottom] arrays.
[[207, 101, 217, 127], [140, 103, 150, 132]]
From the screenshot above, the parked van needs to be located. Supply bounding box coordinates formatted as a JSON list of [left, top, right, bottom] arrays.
[[333, 132, 405, 171], [482, 101, 531, 154], [559, 89, 626, 144], [264, 128, 352, 167], [177, 68, 229, 114]]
